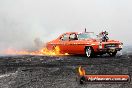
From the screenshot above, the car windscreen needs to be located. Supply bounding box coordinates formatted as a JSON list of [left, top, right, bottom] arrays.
[[77, 33, 97, 40]]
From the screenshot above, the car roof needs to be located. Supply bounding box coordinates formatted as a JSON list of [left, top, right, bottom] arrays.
[[64, 32, 78, 34], [57, 32, 94, 39], [63, 32, 94, 34]]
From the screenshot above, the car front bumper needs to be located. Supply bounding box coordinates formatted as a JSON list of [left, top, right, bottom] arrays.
[[97, 47, 122, 52]]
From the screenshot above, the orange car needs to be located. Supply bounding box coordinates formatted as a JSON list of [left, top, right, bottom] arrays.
[[46, 31, 123, 57]]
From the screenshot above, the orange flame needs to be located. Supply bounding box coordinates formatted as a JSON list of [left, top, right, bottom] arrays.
[[39, 46, 61, 55], [78, 66, 86, 76], [1, 46, 69, 56]]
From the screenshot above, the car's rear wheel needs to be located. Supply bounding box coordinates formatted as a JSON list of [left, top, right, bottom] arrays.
[[85, 46, 94, 58], [108, 51, 117, 57]]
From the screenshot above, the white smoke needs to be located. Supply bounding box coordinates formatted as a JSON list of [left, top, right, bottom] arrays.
[[0, 0, 132, 52]]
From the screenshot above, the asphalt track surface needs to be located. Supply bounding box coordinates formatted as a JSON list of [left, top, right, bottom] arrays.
[[0, 52, 132, 88]]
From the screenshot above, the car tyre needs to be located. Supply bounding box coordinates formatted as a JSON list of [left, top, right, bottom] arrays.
[[85, 47, 94, 58], [108, 51, 117, 57]]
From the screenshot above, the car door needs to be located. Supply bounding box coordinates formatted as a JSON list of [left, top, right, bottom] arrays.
[[68, 33, 80, 54], [68, 33, 86, 54]]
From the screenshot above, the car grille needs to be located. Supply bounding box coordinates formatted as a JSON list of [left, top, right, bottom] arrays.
[[105, 44, 117, 48]]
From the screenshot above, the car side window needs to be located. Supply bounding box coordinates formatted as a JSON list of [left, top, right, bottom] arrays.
[[60, 34, 69, 41], [69, 33, 78, 40]]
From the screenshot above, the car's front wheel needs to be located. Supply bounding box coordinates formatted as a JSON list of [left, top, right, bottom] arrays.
[[108, 51, 117, 57], [85, 47, 94, 58]]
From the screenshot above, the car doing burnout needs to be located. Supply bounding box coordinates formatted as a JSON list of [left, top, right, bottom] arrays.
[[46, 31, 123, 57]]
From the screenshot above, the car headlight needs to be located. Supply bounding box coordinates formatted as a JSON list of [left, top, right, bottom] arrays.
[[119, 43, 123, 48], [99, 42, 102, 49]]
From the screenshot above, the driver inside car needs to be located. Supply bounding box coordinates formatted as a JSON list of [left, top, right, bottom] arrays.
[[74, 34, 78, 40]]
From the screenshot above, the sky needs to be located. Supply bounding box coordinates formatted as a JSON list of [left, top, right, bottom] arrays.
[[0, 0, 132, 50]]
